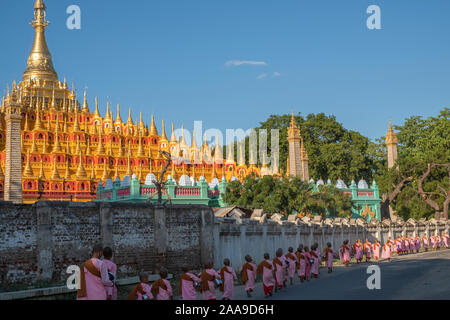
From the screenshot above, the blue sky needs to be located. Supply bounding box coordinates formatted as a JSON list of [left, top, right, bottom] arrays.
[[1, 0, 449, 142]]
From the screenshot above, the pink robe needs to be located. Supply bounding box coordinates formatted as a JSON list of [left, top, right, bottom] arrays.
[[443, 235, 449, 248], [202, 269, 220, 300], [181, 272, 201, 300], [354, 244, 363, 260], [339, 246, 350, 264], [77, 258, 113, 300], [422, 237, 429, 249], [285, 254, 297, 279], [324, 249, 334, 269], [430, 237, 436, 249], [155, 279, 173, 300], [136, 282, 153, 300], [239, 263, 257, 292], [415, 238, 421, 251], [221, 266, 237, 300], [297, 254, 306, 277], [102, 259, 118, 300], [382, 244, 391, 259], [310, 252, 320, 275], [372, 243, 380, 260], [304, 252, 312, 277], [262, 260, 274, 287], [274, 257, 287, 287], [364, 243, 372, 258]]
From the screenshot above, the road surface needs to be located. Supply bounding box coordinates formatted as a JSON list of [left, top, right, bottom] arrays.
[[229, 249, 450, 300]]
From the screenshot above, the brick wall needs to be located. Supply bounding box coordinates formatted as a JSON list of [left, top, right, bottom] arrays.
[[0, 202, 214, 287]]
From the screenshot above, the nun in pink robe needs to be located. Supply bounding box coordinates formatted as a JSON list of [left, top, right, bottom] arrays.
[[372, 241, 380, 260], [422, 236, 429, 250], [430, 236, 436, 249], [102, 259, 117, 300], [273, 254, 287, 288], [201, 268, 221, 300], [128, 281, 153, 300], [239, 261, 257, 293], [310, 249, 320, 277], [77, 258, 113, 300], [296, 251, 306, 278], [154, 278, 173, 300], [323, 247, 334, 271], [354, 242, 363, 262], [381, 243, 391, 260], [443, 234, 449, 248], [180, 272, 201, 300], [220, 265, 237, 300], [339, 243, 351, 265], [436, 235, 441, 249], [304, 250, 312, 278], [285, 251, 297, 281], [257, 258, 274, 296]]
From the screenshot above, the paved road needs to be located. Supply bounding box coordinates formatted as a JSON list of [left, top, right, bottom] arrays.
[[228, 249, 450, 300]]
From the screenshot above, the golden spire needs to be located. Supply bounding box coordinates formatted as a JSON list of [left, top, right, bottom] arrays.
[[33, 99, 44, 131], [214, 136, 223, 164], [90, 163, 96, 180], [127, 108, 133, 126], [23, 0, 58, 83], [38, 159, 45, 180], [115, 104, 122, 125], [24, 150, 35, 178], [113, 161, 120, 181], [191, 128, 198, 149], [63, 114, 68, 133], [104, 101, 111, 121], [74, 136, 81, 155], [96, 133, 105, 155], [51, 131, 62, 153], [170, 122, 176, 143], [50, 157, 61, 180], [149, 114, 158, 136], [137, 134, 145, 157], [82, 91, 89, 113], [73, 109, 81, 132], [212, 161, 218, 178], [50, 89, 56, 111], [30, 134, 39, 153], [139, 112, 145, 134], [386, 120, 398, 145], [75, 150, 88, 180], [94, 97, 100, 117], [126, 155, 133, 176], [65, 138, 71, 154], [86, 139, 92, 156], [101, 161, 110, 182], [160, 120, 168, 141], [24, 113, 30, 131]]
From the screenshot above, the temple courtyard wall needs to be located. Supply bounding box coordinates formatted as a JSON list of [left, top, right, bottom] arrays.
[[0, 202, 449, 289]]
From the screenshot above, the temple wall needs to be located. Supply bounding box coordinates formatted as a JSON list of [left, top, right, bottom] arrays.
[[214, 216, 450, 271], [0, 202, 214, 287], [0, 201, 448, 287]]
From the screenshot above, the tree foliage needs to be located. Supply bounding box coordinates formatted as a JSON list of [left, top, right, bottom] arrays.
[[224, 175, 354, 218]]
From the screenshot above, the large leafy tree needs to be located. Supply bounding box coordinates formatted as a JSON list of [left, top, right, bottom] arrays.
[[256, 113, 377, 183], [374, 108, 450, 220]]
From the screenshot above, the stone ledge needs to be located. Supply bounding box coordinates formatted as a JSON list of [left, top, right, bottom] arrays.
[[0, 274, 173, 301]]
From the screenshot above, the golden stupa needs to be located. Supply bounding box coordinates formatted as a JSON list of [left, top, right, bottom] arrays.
[[0, 0, 275, 204]]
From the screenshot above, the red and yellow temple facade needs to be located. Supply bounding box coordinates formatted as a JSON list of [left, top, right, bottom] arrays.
[[0, 0, 271, 204]]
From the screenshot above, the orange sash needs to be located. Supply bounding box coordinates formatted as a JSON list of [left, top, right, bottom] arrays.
[[200, 270, 215, 292], [241, 263, 253, 284], [151, 278, 168, 296], [77, 259, 101, 299], [272, 257, 283, 272], [219, 267, 231, 292], [257, 260, 272, 275], [128, 283, 146, 300], [323, 248, 332, 261], [179, 273, 194, 295]]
